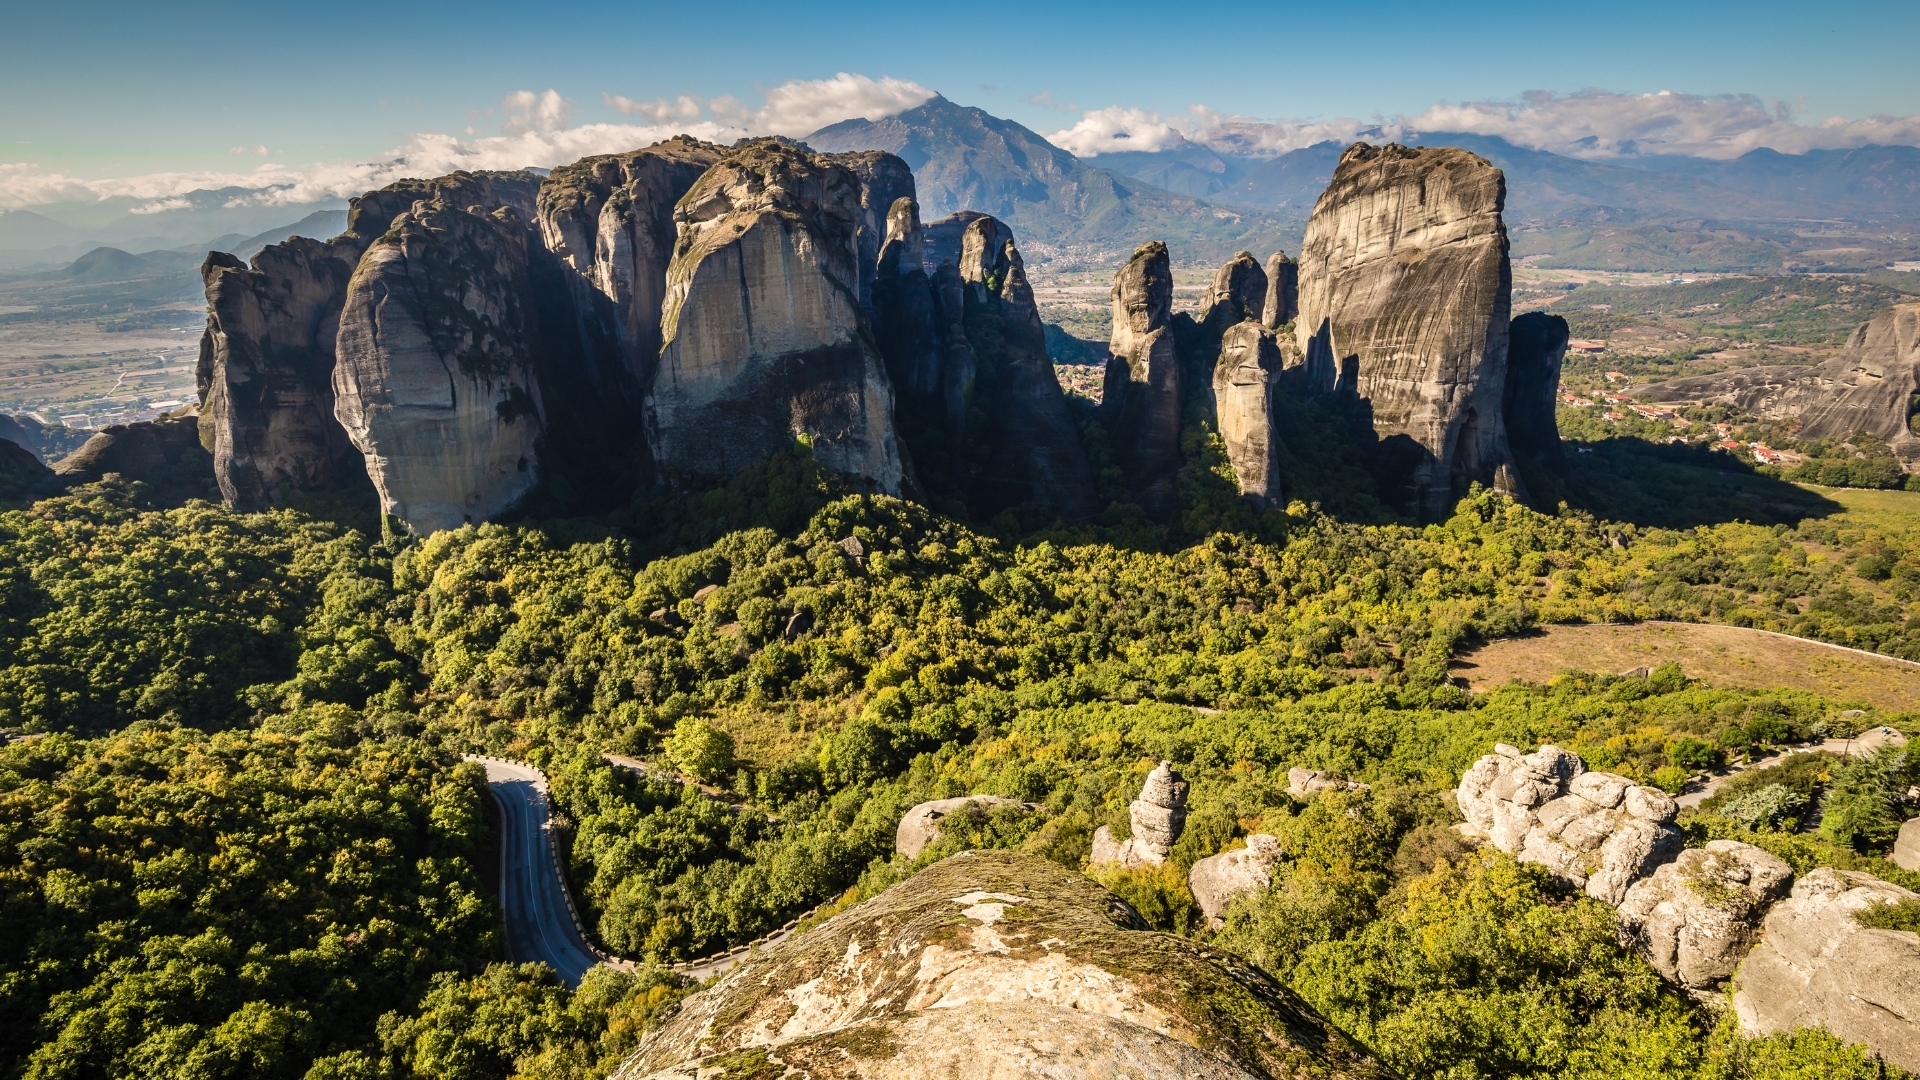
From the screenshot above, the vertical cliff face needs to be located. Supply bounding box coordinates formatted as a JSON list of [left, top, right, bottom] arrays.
[[650, 142, 907, 494], [333, 202, 545, 534], [197, 240, 367, 509], [1296, 143, 1519, 518], [1200, 251, 1268, 341], [873, 196, 942, 397], [1105, 241, 1182, 518], [960, 217, 1101, 520], [1263, 251, 1298, 328], [1505, 311, 1569, 472], [1213, 322, 1284, 506], [533, 138, 723, 387], [821, 151, 919, 320]]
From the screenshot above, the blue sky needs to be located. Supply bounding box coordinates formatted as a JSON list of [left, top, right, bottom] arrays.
[[4, 0, 1918, 203]]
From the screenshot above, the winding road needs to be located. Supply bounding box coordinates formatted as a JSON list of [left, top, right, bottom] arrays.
[[469, 756, 605, 988]]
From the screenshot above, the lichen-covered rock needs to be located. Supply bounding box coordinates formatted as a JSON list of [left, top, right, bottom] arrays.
[[1639, 304, 1920, 461], [1093, 762, 1189, 867], [1214, 322, 1284, 506], [649, 142, 907, 494], [333, 202, 544, 534], [1617, 840, 1793, 989], [1104, 241, 1182, 518], [197, 241, 367, 510], [1263, 251, 1298, 328], [1190, 834, 1283, 925], [895, 796, 1037, 859], [533, 137, 722, 386], [1456, 744, 1680, 904], [1505, 311, 1569, 473], [1287, 768, 1368, 799], [614, 851, 1395, 1080], [51, 415, 214, 503], [1295, 143, 1519, 518], [1732, 868, 1920, 1071], [1897, 817, 1920, 872]]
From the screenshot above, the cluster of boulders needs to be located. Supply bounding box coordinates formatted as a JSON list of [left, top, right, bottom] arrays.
[[1090, 762, 1190, 867], [1456, 743, 1920, 1071]]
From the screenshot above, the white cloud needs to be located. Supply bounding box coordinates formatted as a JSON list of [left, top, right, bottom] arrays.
[[1053, 89, 1920, 162], [1020, 91, 1079, 114], [0, 73, 933, 211]]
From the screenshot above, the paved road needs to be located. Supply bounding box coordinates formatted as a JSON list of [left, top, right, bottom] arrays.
[[470, 756, 604, 988]]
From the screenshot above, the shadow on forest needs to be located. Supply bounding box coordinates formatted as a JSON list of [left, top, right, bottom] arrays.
[[1526, 436, 1841, 530]]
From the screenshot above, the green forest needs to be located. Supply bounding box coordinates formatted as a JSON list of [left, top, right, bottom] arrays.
[[3, 392, 1920, 1080]]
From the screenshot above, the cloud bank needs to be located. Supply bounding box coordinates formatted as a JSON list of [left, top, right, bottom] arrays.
[[1049, 89, 1920, 161], [0, 73, 936, 211]]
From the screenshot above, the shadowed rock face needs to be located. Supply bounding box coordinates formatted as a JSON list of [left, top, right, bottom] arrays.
[[1263, 251, 1298, 328], [959, 216, 1101, 521], [874, 196, 941, 396], [615, 850, 1396, 1080], [1105, 241, 1182, 518], [1201, 251, 1269, 342], [1505, 311, 1569, 471], [1640, 304, 1920, 460], [1296, 143, 1519, 518], [649, 142, 907, 494], [821, 150, 919, 320], [1213, 322, 1284, 505], [534, 137, 723, 388], [51, 415, 214, 503], [0, 437, 54, 501], [333, 203, 545, 534], [198, 241, 367, 509]]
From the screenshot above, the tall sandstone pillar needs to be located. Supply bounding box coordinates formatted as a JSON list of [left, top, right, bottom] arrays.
[[1103, 241, 1182, 519], [1295, 143, 1522, 518]]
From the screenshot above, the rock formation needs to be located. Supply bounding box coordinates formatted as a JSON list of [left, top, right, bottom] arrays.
[[533, 138, 723, 387], [895, 795, 1039, 859], [198, 241, 367, 509], [0, 438, 54, 501], [1189, 834, 1283, 925], [51, 415, 214, 503], [1897, 817, 1920, 872], [613, 850, 1395, 1080], [1456, 744, 1681, 904], [1731, 868, 1920, 1072], [1295, 143, 1520, 518], [0, 414, 68, 462], [1263, 251, 1298, 328], [1287, 768, 1368, 799], [1213, 322, 1285, 506], [1639, 304, 1920, 461], [1199, 251, 1269, 343], [1104, 241, 1183, 517], [1616, 840, 1793, 989], [1091, 762, 1188, 867], [332, 202, 545, 533], [648, 142, 907, 495], [823, 150, 921, 319], [344, 170, 542, 245], [1505, 311, 1569, 473]]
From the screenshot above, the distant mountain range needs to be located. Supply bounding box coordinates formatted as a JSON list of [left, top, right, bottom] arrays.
[[0, 197, 347, 268]]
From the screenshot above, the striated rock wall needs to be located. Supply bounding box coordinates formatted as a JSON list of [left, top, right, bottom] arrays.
[[1505, 311, 1569, 473], [1263, 251, 1298, 328], [649, 142, 907, 494], [1105, 241, 1182, 518], [332, 202, 545, 534], [1296, 143, 1519, 518], [615, 850, 1395, 1080], [1639, 304, 1920, 461], [197, 241, 367, 509], [1212, 322, 1284, 506]]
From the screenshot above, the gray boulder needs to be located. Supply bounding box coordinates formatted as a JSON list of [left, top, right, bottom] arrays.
[[1091, 761, 1189, 867], [1617, 840, 1793, 989], [1189, 834, 1283, 925], [1732, 867, 1920, 1072], [1287, 767, 1368, 799], [1896, 817, 1920, 872], [895, 795, 1037, 859]]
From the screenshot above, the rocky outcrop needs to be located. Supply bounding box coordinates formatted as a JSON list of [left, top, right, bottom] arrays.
[[1731, 868, 1920, 1071], [823, 150, 920, 319], [344, 170, 542, 245], [0, 438, 54, 501], [1456, 744, 1681, 904], [1897, 817, 1920, 872], [1092, 762, 1188, 867], [1190, 834, 1283, 925], [197, 241, 367, 509], [1263, 251, 1298, 328], [614, 850, 1395, 1080], [1295, 143, 1519, 518], [1200, 251, 1269, 343], [1213, 322, 1284, 506], [1617, 840, 1793, 989], [1639, 304, 1920, 461], [533, 138, 723, 387], [1104, 241, 1182, 517], [649, 142, 907, 495], [895, 795, 1038, 859], [332, 202, 545, 534], [1287, 768, 1368, 799], [1505, 311, 1569, 473], [51, 415, 215, 503]]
